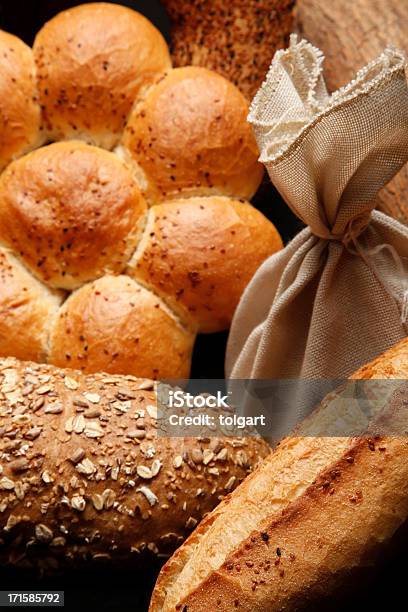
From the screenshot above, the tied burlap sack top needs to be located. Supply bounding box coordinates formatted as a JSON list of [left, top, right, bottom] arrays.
[[226, 36, 408, 380]]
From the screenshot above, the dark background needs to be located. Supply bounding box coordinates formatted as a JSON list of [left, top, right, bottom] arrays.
[[0, 1, 404, 610]]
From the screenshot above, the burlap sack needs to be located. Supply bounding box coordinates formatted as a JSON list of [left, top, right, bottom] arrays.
[[226, 36, 408, 380]]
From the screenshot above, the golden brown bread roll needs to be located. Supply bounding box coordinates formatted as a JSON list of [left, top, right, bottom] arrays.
[[127, 197, 283, 333], [161, 0, 295, 100], [0, 30, 43, 171], [33, 3, 171, 148], [0, 141, 147, 291], [152, 338, 408, 611], [0, 249, 63, 363], [49, 275, 195, 379], [122, 67, 263, 204], [0, 357, 270, 571]]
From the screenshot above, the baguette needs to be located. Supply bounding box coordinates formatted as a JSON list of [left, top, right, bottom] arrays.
[[0, 357, 269, 572], [151, 338, 408, 611]]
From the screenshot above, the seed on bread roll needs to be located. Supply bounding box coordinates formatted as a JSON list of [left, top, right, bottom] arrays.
[[122, 67, 263, 204], [0, 30, 43, 171], [0, 249, 63, 363], [127, 197, 283, 333], [0, 141, 147, 291], [49, 275, 195, 380], [0, 6, 283, 380], [0, 357, 270, 571], [33, 3, 171, 149], [152, 338, 408, 611]]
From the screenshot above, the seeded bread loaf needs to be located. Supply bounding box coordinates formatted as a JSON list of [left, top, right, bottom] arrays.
[[151, 338, 408, 611], [161, 0, 295, 100], [0, 3, 282, 380], [0, 357, 270, 572]]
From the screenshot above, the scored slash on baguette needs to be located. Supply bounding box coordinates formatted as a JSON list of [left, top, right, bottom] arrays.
[[151, 338, 408, 611]]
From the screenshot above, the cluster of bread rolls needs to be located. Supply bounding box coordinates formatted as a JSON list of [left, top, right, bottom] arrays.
[[0, 356, 269, 571], [0, 3, 282, 380], [152, 338, 408, 610]]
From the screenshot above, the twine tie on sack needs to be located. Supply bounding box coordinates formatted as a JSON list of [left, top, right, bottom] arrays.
[[316, 211, 408, 325], [226, 36, 408, 380], [313, 211, 372, 245]]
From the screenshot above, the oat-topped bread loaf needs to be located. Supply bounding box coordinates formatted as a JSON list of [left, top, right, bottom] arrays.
[[152, 338, 408, 611], [0, 2, 282, 380], [0, 357, 270, 571]]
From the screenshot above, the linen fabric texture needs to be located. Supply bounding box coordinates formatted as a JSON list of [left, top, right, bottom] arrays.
[[226, 36, 408, 380]]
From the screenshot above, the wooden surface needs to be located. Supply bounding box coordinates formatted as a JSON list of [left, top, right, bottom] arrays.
[[296, 0, 408, 223]]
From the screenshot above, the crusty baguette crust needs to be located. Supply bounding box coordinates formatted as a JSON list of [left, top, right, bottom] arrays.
[[176, 430, 408, 611], [0, 357, 269, 571], [151, 338, 408, 611]]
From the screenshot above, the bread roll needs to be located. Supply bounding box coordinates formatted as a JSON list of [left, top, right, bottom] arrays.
[[152, 338, 408, 611], [122, 67, 263, 204], [0, 141, 147, 291], [0, 30, 43, 171], [49, 275, 195, 380], [0, 6, 282, 380], [127, 197, 283, 333], [0, 357, 270, 571], [0, 249, 63, 362], [161, 0, 295, 100], [33, 3, 171, 149]]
